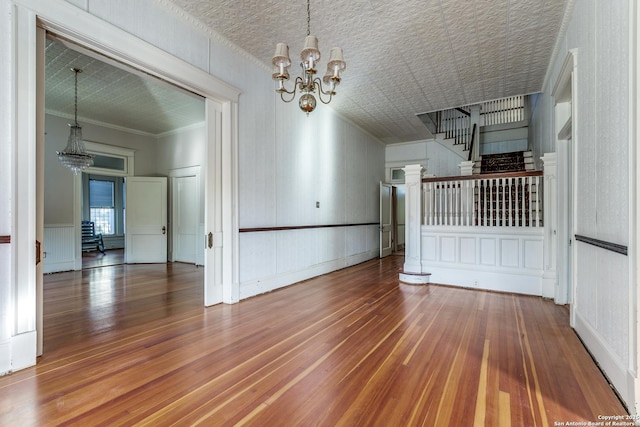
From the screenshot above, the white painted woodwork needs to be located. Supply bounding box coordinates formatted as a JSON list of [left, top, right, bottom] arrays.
[[540, 153, 558, 300], [204, 98, 224, 306], [172, 174, 198, 264], [42, 225, 75, 273], [420, 226, 544, 295], [125, 177, 167, 264], [423, 175, 542, 228], [379, 182, 393, 258], [402, 165, 425, 274]]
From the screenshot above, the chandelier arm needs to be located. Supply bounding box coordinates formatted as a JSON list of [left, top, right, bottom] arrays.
[[314, 78, 335, 105], [277, 76, 304, 102]]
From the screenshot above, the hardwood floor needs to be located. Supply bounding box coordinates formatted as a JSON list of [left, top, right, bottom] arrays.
[[82, 248, 124, 269], [0, 256, 626, 426]]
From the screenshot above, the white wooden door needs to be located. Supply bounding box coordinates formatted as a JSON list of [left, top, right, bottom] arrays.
[[380, 182, 393, 258], [204, 99, 223, 305], [174, 175, 198, 264], [125, 177, 167, 263]]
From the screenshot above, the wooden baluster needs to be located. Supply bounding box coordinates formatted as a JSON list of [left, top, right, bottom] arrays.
[[438, 183, 443, 225], [535, 176, 541, 226], [471, 180, 475, 226], [528, 176, 533, 227], [508, 177, 513, 226], [520, 178, 525, 226], [501, 178, 505, 226], [423, 183, 428, 225], [454, 182, 459, 226], [448, 181, 453, 225], [430, 184, 434, 225], [482, 179, 487, 226]]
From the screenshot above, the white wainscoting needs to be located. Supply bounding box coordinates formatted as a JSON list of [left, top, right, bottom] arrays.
[[421, 226, 544, 295], [43, 224, 76, 273], [239, 225, 379, 300]]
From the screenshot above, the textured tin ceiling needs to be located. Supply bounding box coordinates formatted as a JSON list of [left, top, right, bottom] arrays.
[[45, 38, 205, 136], [45, 0, 570, 143], [166, 0, 570, 143]]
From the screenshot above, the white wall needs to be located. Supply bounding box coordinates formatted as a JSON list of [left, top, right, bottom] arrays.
[[530, 0, 635, 410], [385, 139, 462, 178], [239, 103, 384, 299], [44, 113, 158, 225]]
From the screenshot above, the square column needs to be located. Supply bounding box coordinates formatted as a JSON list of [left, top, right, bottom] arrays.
[[403, 165, 424, 273]]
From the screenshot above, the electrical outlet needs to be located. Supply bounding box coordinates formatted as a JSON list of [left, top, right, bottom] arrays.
[[316, 201, 320, 208]]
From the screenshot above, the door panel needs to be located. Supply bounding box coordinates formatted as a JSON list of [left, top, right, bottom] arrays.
[[125, 177, 167, 263], [175, 175, 198, 263], [380, 182, 393, 258]]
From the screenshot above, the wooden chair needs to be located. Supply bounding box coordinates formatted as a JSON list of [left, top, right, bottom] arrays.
[[81, 221, 105, 254]]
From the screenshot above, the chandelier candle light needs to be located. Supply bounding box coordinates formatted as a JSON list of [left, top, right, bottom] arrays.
[[57, 67, 94, 174], [272, 0, 346, 114]]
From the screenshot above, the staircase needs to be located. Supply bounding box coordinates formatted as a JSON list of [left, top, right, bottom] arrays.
[[473, 151, 535, 174], [417, 95, 528, 165]]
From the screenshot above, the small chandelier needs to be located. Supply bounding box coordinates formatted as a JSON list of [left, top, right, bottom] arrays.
[[57, 67, 94, 174], [271, 0, 346, 114]]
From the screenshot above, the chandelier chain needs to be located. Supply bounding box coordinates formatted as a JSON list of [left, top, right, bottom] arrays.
[[72, 67, 82, 125], [74, 71, 78, 124], [306, 0, 311, 36]]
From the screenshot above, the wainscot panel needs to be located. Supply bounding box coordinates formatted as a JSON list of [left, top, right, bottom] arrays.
[[421, 226, 544, 295]]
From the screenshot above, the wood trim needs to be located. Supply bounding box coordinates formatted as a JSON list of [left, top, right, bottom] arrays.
[[455, 107, 471, 116], [0, 236, 10, 244], [239, 223, 378, 233], [574, 234, 628, 256], [423, 170, 543, 183]]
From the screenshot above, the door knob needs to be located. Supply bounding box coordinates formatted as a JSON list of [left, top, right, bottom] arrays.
[[162, 226, 166, 235]]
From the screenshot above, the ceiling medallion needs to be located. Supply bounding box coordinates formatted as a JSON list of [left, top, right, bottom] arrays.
[[271, 0, 346, 115]]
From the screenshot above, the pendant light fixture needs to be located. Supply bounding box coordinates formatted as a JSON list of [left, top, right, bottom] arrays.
[[271, 0, 346, 114], [57, 67, 94, 174]]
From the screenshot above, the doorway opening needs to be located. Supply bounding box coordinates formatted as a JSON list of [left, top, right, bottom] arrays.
[[41, 33, 208, 355]]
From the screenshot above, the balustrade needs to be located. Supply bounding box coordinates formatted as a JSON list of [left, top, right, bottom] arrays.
[[481, 95, 524, 126], [422, 171, 543, 227]]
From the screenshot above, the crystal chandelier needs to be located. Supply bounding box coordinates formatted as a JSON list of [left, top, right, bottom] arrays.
[[57, 67, 94, 174], [271, 0, 346, 114]]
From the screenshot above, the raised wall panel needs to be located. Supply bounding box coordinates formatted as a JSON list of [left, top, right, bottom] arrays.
[[440, 236, 456, 262], [523, 239, 544, 269], [423, 236, 437, 261], [480, 238, 496, 265], [500, 239, 519, 267], [459, 237, 476, 264]]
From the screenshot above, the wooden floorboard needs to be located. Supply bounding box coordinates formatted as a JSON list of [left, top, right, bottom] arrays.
[[0, 256, 627, 426]]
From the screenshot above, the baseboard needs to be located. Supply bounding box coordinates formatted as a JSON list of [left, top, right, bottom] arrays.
[[43, 260, 75, 274], [0, 339, 10, 375], [240, 249, 378, 300], [423, 265, 542, 295], [574, 311, 634, 409], [10, 331, 37, 372]]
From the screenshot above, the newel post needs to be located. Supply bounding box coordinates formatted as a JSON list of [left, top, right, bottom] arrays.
[[403, 164, 424, 273]]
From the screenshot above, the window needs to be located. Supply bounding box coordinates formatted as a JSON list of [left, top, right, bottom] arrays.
[[89, 179, 115, 235], [390, 167, 405, 183]]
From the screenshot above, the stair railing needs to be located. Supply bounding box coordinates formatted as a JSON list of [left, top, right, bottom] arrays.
[[422, 171, 543, 228], [467, 123, 477, 161], [437, 108, 472, 149], [481, 95, 524, 126]]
